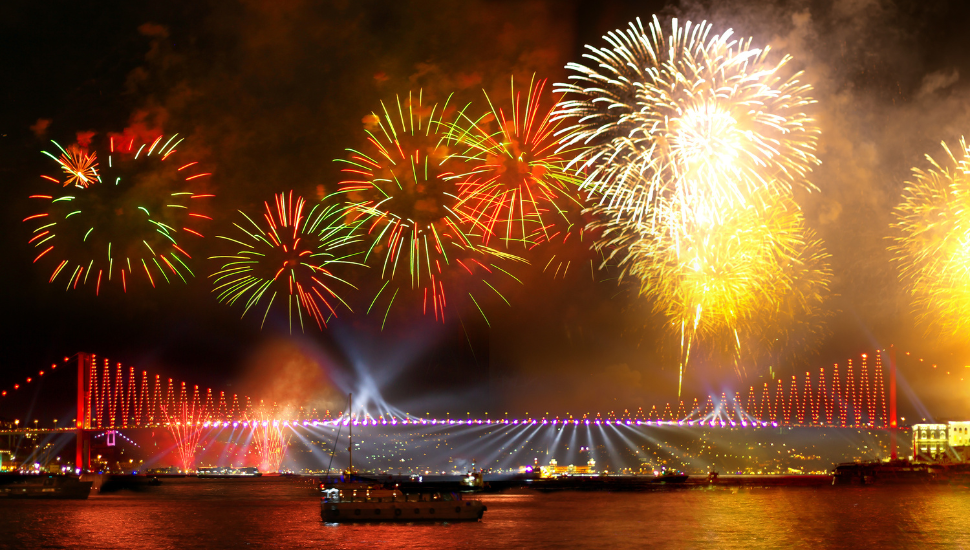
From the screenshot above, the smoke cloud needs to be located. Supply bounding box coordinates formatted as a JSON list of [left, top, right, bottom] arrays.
[[6, 0, 970, 416]]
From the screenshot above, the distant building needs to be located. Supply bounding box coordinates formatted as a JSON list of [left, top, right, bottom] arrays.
[[912, 422, 970, 462], [539, 458, 597, 477]]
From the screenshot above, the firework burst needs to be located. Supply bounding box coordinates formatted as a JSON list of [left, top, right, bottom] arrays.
[[632, 194, 831, 394], [43, 144, 99, 188], [211, 192, 361, 332], [335, 90, 525, 327], [892, 137, 970, 338], [754, 227, 833, 362], [25, 134, 213, 294], [554, 15, 819, 239], [446, 76, 583, 251]]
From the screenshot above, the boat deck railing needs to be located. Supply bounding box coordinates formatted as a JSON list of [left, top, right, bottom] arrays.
[[322, 488, 461, 504]]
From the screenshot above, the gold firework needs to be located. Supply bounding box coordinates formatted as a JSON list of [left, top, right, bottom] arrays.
[[631, 193, 831, 394], [892, 137, 970, 338], [555, 15, 819, 241]]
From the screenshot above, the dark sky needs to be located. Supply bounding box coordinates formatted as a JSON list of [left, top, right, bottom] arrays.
[[2, 0, 970, 418]]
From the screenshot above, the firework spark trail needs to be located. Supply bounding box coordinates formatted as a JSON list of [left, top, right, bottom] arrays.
[[892, 137, 970, 338], [26, 135, 213, 294], [631, 194, 832, 395], [162, 383, 210, 473], [446, 76, 584, 252], [247, 405, 291, 472], [210, 191, 362, 333], [554, 15, 819, 260], [754, 225, 833, 361], [44, 144, 99, 188], [335, 90, 526, 326]]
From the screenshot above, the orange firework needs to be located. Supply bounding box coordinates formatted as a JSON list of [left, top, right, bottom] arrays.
[[335, 90, 525, 327], [447, 76, 583, 251]]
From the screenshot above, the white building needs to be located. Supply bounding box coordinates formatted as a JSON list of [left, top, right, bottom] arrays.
[[912, 422, 970, 461]]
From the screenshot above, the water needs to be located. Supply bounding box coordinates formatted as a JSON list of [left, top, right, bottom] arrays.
[[1, 477, 969, 549]]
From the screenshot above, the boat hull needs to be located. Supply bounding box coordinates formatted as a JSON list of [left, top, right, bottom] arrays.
[[0, 476, 92, 499], [832, 461, 945, 485], [321, 500, 486, 522]]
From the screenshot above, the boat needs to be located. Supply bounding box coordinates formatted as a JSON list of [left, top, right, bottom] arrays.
[[0, 474, 93, 499], [321, 486, 486, 522], [461, 470, 485, 491], [197, 466, 262, 478], [534, 472, 689, 491], [832, 460, 946, 485], [649, 469, 689, 484], [318, 393, 487, 522]]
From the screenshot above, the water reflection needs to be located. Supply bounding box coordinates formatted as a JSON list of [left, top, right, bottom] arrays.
[[1, 478, 969, 549]]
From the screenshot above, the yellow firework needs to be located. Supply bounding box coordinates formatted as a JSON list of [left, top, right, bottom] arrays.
[[631, 193, 831, 394], [750, 225, 833, 365], [554, 15, 819, 237], [892, 137, 970, 338]]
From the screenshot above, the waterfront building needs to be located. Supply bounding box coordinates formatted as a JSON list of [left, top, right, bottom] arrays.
[[912, 422, 970, 462], [539, 458, 597, 477]]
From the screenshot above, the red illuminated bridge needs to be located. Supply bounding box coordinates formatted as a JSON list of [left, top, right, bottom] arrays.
[[0, 350, 907, 472]]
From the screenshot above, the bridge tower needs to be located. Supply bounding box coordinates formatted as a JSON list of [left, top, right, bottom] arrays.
[[889, 345, 898, 460], [76, 352, 94, 471]]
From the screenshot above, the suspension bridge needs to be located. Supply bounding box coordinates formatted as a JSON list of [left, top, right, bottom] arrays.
[[0, 349, 912, 473]]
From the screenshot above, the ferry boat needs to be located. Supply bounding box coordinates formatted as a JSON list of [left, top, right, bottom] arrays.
[[321, 485, 486, 522], [197, 466, 262, 478], [0, 475, 92, 499]]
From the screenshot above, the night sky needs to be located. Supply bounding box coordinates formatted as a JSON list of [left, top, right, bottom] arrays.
[[3, 0, 970, 419]]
